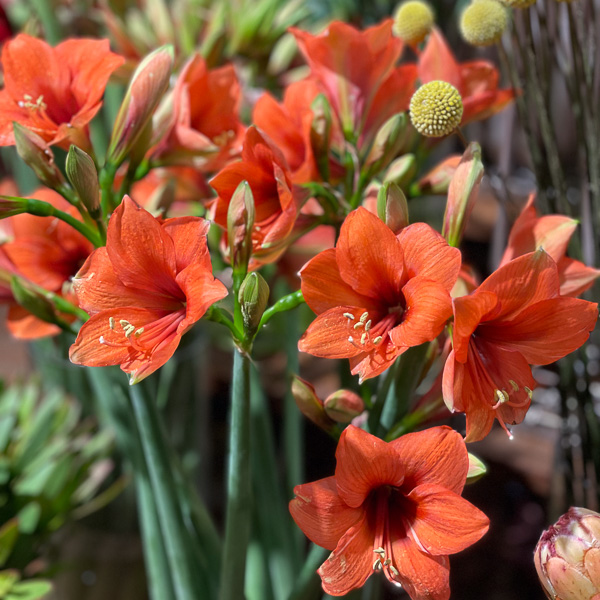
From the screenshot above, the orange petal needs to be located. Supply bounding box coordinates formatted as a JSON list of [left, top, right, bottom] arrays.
[[106, 196, 180, 298], [318, 512, 374, 596], [408, 483, 489, 556], [389, 535, 450, 600], [335, 425, 405, 508], [336, 207, 404, 304], [389, 276, 452, 349], [451, 290, 498, 363], [397, 223, 461, 292], [300, 248, 379, 314], [478, 250, 560, 321], [176, 262, 228, 325], [558, 256, 600, 297], [161, 216, 210, 272], [299, 306, 370, 359], [481, 296, 598, 365], [289, 476, 363, 551], [390, 426, 468, 495], [6, 304, 61, 339], [349, 341, 401, 382], [418, 27, 461, 90]]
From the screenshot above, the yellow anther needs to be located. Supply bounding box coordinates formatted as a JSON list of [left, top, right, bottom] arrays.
[[393, 1, 435, 44], [509, 380, 519, 391], [365, 320, 372, 332], [373, 558, 383, 571], [360, 312, 369, 323], [109, 317, 115, 330], [373, 336, 383, 344], [374, 547, 385, 556], [354, 322, 364, 330], [343, 312, 355, 320], [390, 565, 400, 577], [134, 327, 145, 337], [361, 333, 368, 345], [409, 81, 464, 137], [460, 0, 507, 46], [524, 386, 533, 399]]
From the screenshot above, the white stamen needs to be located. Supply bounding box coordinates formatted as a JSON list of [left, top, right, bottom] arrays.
[[343, 312, 355, 320]]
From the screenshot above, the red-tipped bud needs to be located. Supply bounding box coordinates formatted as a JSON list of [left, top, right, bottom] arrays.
[[227, 180, 255, 271], [310, 94, 333, 182], [0, 196, 27, 219], [377, 181, 409, 234], [535, 507, 600, 600], [291, 375, 336, 433], [13, 123, 66, 190], [66, 146, 100, 217], [107, 45, 174, 167], [442, 142, 484, 248], [365, 113, 408, 174], [323, 389, 364, 423]]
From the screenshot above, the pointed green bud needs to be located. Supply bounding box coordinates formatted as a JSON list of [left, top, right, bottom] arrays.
[[0, 197, 27, 219], [10, 276, 58, 325], [310, 94, 333, 181], [291, 375, 336, 434], [383, 153, 417, 189], [377, 182, 409, 234], [466, 453, 487, 484], [107, 45, 174, 167], [323, 389, 364, 423], [13, 123, 65, 190], [66, 146, 100, 218], [227, 181, 255, 270], [442, 142, 484, 247], [365, 113, 408, 174], [238, 272, 269, 336]]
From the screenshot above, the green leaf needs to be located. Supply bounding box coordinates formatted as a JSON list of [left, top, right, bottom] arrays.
[[7, 579, 52, 599], [0, 569, 20, 595], [0, 520, 19, 567], [17, 503, 41, 535]]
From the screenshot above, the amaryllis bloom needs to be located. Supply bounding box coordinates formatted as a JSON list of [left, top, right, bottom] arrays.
[[418, 28, 513, 125], [211, 126, 304, 266], [443, 251, 598, 442], [290, 20, 417, 143], [501, 195, 600, 297], [0, 34, 124, 149], [290, 425, 489, 599], [299, 207, 461, 381], [253, 79, 321, 184], [535, 507, 600, 600], [69, 196, 227, 383], [153, 54, 244, 172]]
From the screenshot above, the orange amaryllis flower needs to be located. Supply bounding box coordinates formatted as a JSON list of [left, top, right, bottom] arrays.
[[69, 196, 227, 383], [299, 207, 461, 381], [418, 28, 513, 125], [290, 21, 417, 143], [290, 425, 489, 599], [153, 53, 244, 172], [0, 34, 124, 149], [501, 195, 600, 297], [211, 126, 304, 266], [252, 79, 321, 184], [443, 251, 598, 442]]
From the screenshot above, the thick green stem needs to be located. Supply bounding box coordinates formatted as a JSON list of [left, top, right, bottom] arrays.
[[257, 290, 305, 332], [219, 349, 252, 600], [129, 384, 205, 600]]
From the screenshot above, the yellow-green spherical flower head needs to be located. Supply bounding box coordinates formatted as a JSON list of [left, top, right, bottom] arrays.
[[461, 0, 507, 46], [409, 81, 464, 137], [499, 0, 536, 8], [393, 1, 435, 44]]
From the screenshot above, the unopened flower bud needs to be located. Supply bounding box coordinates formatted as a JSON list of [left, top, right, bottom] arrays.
[[323, 389, 364, 423], [500, 0, 536, 7], [291, 375, 336, 433], [377, 182, 409, 234], [442, 142, 484, 247], [460, 0, 507, 47], [417, 155, 462, 194], [365, 113, 408, 173], [466, 453, 487, 484], [393, 1, 435, 44], [239, 272, 269, 336], [383, 154, 417, 189], [0, 196, 27, 219], [535, 507, 600, 600], [107, 45, 174, 167], [10, 276, 58, 325], [227, 180, 255, 270], [310, 94, 333, 182], [410, 81, 464, 138], [66, 146, 100, 217], [13, 123, 66, 190]]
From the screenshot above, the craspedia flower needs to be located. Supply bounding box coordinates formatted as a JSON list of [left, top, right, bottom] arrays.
[[499, 0, 536, 8], [460, 0, 507, 46], [393, 1, 435, 44], [409, 81, 464, 137]]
